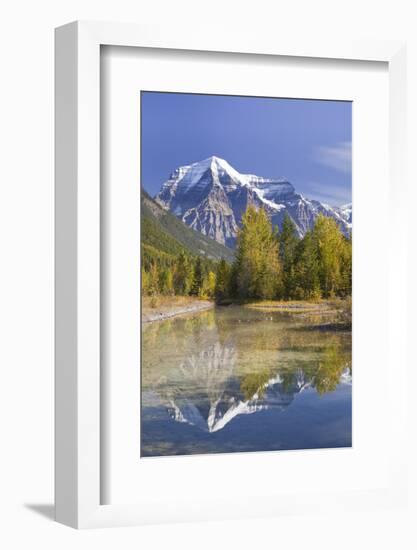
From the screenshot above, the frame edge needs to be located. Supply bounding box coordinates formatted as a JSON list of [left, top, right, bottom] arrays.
[[55, 21, 79, 529], [54, 19, 408, 529]]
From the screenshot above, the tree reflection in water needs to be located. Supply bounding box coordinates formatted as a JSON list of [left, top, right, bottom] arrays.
[[143, 308, 351, 434]]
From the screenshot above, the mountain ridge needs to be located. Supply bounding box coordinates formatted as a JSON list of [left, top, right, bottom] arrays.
[[155, 156, 352, 247], [141, 189, 235, 262]]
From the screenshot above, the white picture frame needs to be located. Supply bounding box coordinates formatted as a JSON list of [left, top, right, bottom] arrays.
[[55, 20, 407, 529]]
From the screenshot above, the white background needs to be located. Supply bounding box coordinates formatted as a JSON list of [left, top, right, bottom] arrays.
[[0, 1, 416, 549]]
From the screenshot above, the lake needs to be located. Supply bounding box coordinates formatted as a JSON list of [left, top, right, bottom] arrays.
[[141, 304, 352, 457]]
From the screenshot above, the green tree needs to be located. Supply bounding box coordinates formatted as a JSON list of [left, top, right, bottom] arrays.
[[293, 231, 321, 300], [190, 257, 203, 296], [215, 258, 231, 302], [311, 214, 345, 297], [339, 234, 352, 296], [234, 206, 281, 299], [141, 267, 150, 295], [313, 343, 348, 395], [228, 261, 239, 299], [159, 267, 174, 296], [148, 263, 160, 295], [240, 369, 271, 400], [174, 251, 193, 295], [279, 214, 299, 299]]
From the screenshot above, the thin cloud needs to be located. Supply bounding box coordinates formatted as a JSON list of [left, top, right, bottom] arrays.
[[314, 141, 352, 174], [306, 182, 351, 207]]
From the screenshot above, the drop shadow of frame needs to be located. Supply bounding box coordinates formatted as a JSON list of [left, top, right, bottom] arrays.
[[24, 503, 55, 521]]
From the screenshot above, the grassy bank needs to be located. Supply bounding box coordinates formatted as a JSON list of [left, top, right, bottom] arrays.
[[244, 298, 348, 312], [243, 297, 352, 329]]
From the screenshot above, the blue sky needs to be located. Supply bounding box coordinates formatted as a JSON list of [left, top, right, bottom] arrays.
[[141, 92, 352, 206]]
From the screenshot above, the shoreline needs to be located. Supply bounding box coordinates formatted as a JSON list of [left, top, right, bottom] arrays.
[[244, 299, 342, 313], [142, 298, 214, 324], [141, 296, 351, 324]]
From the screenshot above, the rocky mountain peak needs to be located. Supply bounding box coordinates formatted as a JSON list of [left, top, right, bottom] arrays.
[[155, 157, 351, 247]]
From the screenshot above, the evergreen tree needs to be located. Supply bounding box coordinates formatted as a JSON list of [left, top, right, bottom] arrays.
[[279, 214, 299, 299], [159, 267, 174, 296], [215, 258, 231, 302], [228, 261, 239, 299], [339, 234, 352, 296], [141, 267, 150, 296], [174, 251, 192, 295], [293, 231, 321, 300], [190, 257, 203, 296], [167, 269, 174, 295], [206, 271, 216, 298]]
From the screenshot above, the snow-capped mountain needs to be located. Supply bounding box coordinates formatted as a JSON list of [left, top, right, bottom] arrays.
[[164, 367, 352, 434], [151, 337, 352, 434], [340, 203, 352, 225], [165, 372, 307, 433], [155, 156, 351, 247]]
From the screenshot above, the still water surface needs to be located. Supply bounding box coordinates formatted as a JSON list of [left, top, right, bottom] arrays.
[[141, 305, 352, 457]]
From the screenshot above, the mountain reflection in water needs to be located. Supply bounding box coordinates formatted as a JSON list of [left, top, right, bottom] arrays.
[[141, 306, 352, 457]]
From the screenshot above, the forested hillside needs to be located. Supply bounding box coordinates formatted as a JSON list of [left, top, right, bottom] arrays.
[[141, 190, 235, 262], [141, 190, 233, 298]]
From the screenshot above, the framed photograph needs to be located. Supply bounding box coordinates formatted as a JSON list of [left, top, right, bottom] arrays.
[[55, 21, 408, 528], [139, 91, 353, 457]]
